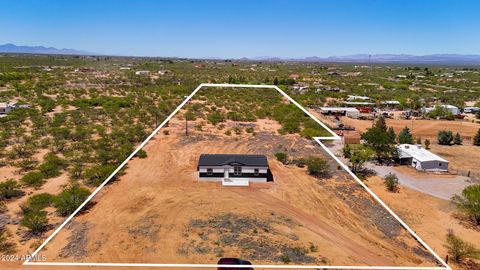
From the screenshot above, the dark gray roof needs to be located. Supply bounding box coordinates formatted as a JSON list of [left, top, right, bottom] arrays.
[[198, 154, 268, 167]]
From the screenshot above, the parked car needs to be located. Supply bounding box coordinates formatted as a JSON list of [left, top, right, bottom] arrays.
[[217, 258, 253, 270]]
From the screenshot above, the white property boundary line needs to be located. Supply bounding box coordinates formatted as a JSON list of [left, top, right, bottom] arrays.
[[24, 83, 450, 270]]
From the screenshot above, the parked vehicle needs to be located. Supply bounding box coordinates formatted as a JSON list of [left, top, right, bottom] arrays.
[[217, 258, 253, 270]]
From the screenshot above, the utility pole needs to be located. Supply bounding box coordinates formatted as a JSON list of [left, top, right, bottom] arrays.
[[185, 117, 188, 136]]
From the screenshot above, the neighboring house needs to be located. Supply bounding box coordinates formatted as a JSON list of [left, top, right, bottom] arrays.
[[158, 70, 170, 75], [347, 95, 371, 101], [381, 100, 401, 106], [396, 144, 449, 172], [198, 154, 269, 186], [395, 74, 407, 79], [0, 102, 13, 114], [135, 70, 150, 76], [464, 106, 480, 114], [288, 73, 300, 80], [320, 107, 360, 118], [422, 105, 461, 115]]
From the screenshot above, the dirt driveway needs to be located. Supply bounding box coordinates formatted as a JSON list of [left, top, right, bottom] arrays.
[[372, 165, 472, 200]]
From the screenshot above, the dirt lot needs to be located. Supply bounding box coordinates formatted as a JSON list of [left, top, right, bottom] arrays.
[[368, 176, 480, 270], [29, 114, 438, 267], [341, 117, 479, 140]]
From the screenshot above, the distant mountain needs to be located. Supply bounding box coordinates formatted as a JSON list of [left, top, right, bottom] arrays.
[[247, 54, 480, 65], [0, 43, 94, 55]]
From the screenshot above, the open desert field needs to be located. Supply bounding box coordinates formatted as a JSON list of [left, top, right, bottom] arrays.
[[31, 99, 440, 268]]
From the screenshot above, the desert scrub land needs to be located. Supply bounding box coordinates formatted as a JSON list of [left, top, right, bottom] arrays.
[[34, 88, 438, 267], [1, 54, 479, 268]]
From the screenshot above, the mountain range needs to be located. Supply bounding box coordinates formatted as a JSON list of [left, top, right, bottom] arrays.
[[1, 43, 480, 65], [0, 43, 92, 55]]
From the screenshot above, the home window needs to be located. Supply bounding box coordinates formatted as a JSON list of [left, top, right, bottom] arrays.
[[207, 168, 213, 175], [234, 166, 242, 175], [439, 163, 442, 166], [254, 168, 259, 176]]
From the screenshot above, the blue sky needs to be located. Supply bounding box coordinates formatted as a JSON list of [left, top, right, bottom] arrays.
[[0, 0, 479, 58]]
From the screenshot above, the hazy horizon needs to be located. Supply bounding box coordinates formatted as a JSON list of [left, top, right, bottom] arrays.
[[1, 0, 479, 58]]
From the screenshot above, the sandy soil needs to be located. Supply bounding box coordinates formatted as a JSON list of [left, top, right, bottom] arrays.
[[368, 176, 480, 270], [29, 123, 438, 268]]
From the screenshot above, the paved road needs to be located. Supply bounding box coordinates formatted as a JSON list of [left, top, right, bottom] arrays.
[[325, 140, 473, 200]]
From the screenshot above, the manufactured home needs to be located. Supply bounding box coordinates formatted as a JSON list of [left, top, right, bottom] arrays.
[[198, 154, 269, 186], [396, 144, 448, 172], [320, 107, 360, 118]]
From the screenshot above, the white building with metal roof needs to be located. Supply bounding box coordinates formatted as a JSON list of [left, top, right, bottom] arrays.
[[396, 144, 448, 172]]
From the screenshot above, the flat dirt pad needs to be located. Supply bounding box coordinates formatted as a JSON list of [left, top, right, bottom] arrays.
[[35, 128, 438, 267]]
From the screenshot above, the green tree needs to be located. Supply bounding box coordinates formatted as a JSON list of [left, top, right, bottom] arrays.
[[473, 128, 480, 146], [343, 145, 374, 173], [54, 184, 91, 216], [387, 127, 396, 143], [397, 126, 414, 144], [361, 117, 395, 162], [451, 184, 480, 225], [384, 173, 399, 192], [444, 231, 480, 263], [454, 132, 463, 145], [437, 130, 453, 145]]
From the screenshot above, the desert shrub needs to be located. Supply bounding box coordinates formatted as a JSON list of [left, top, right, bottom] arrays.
[[437, 130, 453, 145], [444, 231, 480, 263], [0, 180, 24, 200], [245, 127, 254, 133], [162, 129, 169, 135], [26, 193, 56, 210], [0, 230, 16, 253], [38, 153, 67, 178], [207, 111, 225, 125], [185, 110, 196, 121], [275, 152, 288, 164], [232, 127, 241, 135], [83, 164, 116, 186], [384, 173, 399, 192], [136, 149, 147, 159], [424, 138, 431, 149], [54, 184, 91, 216], [451, 184, 480, 225], [224, 130, 231, 136], [21, 209, 48, 235], [305, 157, 328, 177], [0, 201, 7, 213], [20, 171, 45, 188]]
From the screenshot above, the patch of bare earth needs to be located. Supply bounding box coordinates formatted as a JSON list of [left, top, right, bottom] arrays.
[[35, 124, 438, 267]]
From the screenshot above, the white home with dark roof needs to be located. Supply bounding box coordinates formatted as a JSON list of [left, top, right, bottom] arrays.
[[198, 154, 269, 186], [396, 144, 448, 172]]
